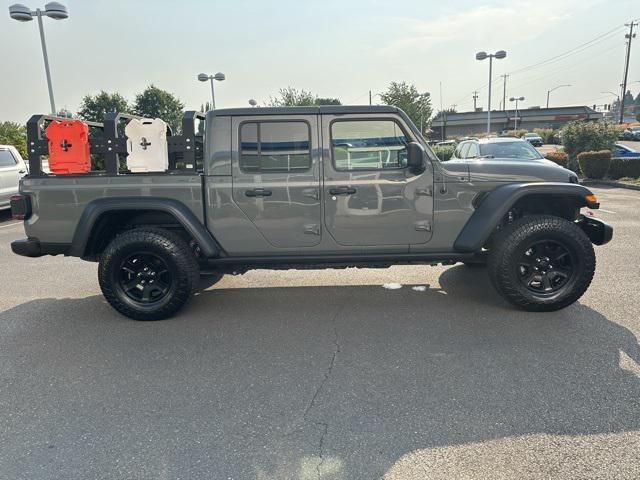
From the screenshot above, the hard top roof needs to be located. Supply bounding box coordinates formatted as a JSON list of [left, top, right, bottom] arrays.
[[207, 105, 400, 117]]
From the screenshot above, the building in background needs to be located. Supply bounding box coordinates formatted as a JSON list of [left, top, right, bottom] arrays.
[[430, 106, 603, 139]]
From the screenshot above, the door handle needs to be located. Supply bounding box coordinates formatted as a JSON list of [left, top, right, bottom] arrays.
[[245, 188, 272, 197], [329, 186, 356, 195], [18, 170, 26, 174]]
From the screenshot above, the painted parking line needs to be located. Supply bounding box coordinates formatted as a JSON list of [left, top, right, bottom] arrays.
[[0, 222, 21, 229], [597, 209, 617, 214]]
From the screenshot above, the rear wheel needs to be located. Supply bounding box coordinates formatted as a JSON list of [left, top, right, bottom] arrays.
[[488, 215, 595, 311], [98, 228, 199, 320]]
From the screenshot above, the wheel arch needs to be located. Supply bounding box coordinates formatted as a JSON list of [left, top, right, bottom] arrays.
[[70, 197, 221, 259], [454, 182, 599, 253]]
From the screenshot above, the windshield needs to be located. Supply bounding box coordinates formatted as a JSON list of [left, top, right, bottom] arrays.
[[479, 141, 543, 160]]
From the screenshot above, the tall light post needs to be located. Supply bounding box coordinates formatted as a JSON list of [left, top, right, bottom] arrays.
[[9, 2, 69, 114], [509, 96, 525, 129], [546, 84, 571, 108], [476, 50, 507, 134], [197, 72, 225, 109]]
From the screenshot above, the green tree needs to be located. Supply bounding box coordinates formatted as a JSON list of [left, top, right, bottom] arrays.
[[0, 122, 27, 158], [267, 88, 342, 107], [623, 90, 634, 106], [77, 91, 130, 122], [132, 85, 184, 132], [268, 87, 317, 106], [561, 120, 617, 171], [379, 82, 432, 134], [314, 97, 342, 106]]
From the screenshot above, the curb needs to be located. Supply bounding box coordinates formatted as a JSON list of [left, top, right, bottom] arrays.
[[581, 180, 640, 191]]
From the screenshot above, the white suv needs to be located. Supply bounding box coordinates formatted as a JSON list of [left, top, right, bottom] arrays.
[[0, 146, 28, 211]]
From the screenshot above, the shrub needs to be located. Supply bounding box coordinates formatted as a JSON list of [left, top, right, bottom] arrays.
[[578, 150, 611, 179], [433, 144, 455, 161], [561, 121, 617, 171], [545, 151, 568, 167], [608, 157, 640, 179], [0, 121, 27, 158], [534, 128, 555, 144]]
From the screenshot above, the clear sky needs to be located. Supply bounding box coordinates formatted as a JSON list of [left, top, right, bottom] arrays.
[[1, 0, 638, 122]]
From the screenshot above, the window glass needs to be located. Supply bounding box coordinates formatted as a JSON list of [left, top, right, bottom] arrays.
[[479, 141, 543, 159], [466, 143, 479, 158], [240, 122, 311, 173], [0, 150, 17, 167], [453, 144, 463, 158], [459, 143, 470, 159], [331, 120, 408, 171]]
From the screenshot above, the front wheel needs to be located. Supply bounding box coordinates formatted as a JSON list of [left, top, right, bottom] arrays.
[[487, 215, 595, 312], [98, 228, 199, 320]]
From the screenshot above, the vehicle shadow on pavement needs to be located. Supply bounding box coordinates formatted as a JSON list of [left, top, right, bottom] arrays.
[[0, 266, 638, 479]]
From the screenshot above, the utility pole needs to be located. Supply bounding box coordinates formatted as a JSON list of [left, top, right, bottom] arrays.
[[501, 74, 509, 111], [620, 21, 637, 123], [472, 91, 479, 110], [369, 90, 372, 106]]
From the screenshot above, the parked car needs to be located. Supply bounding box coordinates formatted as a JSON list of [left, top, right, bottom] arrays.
[[0, 145, 28, 211], [523, 132, 543, 147], [619, 126, 640, 141], [450, 137, 552, 162], [613, 143, 640, 158], [11, 107, 611, 320]]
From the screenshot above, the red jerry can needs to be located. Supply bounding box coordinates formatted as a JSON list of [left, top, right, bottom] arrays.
[[45, 120, 91, 174]]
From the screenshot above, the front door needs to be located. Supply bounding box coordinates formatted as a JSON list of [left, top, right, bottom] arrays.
[[322, 115, 434, 247], [231, 116, 322, 248]]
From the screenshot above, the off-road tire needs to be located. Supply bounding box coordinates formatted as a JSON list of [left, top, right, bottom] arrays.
[[98, 227, 199, 320], [487, 215, 595, 311]]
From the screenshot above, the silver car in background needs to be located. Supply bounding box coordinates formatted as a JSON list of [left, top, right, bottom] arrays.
[[0, 146, 28, 210]]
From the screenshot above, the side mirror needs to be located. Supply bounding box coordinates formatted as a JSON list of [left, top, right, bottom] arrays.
[[407, 142, 426, 174]]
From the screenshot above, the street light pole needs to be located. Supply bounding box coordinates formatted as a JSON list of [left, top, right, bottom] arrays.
[[35, 9, 56, 113], [546, 84, 571, 108], [510, 96, 525, 129], [197, 72, 225, 109], [476, 50, 507, 134], [9, 2, 69, 114]]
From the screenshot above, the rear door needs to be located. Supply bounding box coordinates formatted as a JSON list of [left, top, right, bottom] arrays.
[[0, 149, 22, 208], [231, 115, 322, 248], [321, 115, 434, 247]]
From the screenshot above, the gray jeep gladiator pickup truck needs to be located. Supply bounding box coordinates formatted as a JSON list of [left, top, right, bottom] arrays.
[[10, 106, 612, 320]]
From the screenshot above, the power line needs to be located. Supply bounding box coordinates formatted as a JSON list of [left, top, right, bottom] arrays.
[[452, 22, 629, 110], [507, 24, 626, 76]]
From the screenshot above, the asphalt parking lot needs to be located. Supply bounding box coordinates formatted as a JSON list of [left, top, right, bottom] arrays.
[[0, 186, 639, 480]]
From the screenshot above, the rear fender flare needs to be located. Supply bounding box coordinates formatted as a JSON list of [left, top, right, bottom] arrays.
[[70, 197, 220, 258], [454, 182, 598, 252]]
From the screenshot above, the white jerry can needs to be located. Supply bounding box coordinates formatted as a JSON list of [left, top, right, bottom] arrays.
[[125, 118, 169, 172]]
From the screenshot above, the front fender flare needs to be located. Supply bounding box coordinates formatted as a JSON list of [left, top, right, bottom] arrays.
[[70, 197, 220, 258], [454, 182, 598, 252]]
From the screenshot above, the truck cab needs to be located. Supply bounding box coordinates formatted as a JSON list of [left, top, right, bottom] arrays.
[[204, 106, 437, 254]]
